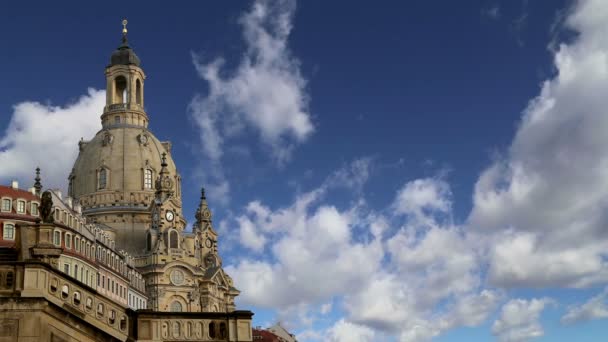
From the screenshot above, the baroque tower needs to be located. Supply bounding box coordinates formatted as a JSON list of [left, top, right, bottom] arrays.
[[70, 22, 239, 314]]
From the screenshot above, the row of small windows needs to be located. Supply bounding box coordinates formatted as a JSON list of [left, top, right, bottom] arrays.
[[161, 320, 227, 340], [50, 279, 127, 331], [112, 76, 142, 106], [53, 228, 145, 291], [98, 168, 154, 190], [128, 293, 146, 310], [97, 273, 128, 300], [1, 198, 38, 215], [53, 208, 83, 230]]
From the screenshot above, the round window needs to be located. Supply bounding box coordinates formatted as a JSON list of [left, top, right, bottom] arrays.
[[170, 269, 185, 285]]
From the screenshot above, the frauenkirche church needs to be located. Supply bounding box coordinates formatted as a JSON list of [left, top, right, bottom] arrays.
[[0, 21, 254, 341]]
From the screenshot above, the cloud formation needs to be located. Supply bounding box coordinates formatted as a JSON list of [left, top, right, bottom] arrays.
[[0, 89, 104, 191], [561, 287, 608, 325], [492, 298, 553, 342], [190, 0, 313, 165], [226, 175, 498, 341], [469, 0, 608, 289]]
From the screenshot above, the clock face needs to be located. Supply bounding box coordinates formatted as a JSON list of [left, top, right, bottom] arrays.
[[165, 210, 174, 222], [205, 238, 213, 248]]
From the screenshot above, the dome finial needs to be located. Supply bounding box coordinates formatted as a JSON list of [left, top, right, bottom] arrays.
[[122, 19, 128, 43]]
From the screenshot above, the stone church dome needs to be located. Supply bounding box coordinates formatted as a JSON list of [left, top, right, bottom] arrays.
[[68, 29, 182, 252], [70, 126, 179, 208]]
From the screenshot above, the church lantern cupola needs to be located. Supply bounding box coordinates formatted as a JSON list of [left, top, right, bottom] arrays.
[[102, 19, 148, 129]]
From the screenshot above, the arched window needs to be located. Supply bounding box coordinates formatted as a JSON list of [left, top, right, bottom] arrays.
[[219, 322, 227, 339], [147, 232, 152, 251], [97, 303, 104, 316], [61, 284, 69, 299], [208, 322, 216, 339], [114, 76, 127, 104], [144, 169, 153, 189], [99, 169, 107, 189], [169, 230, 179, 249], [170, 301, 182, 312], [73, 291, 81, 305], [136, 79, 142, 105]]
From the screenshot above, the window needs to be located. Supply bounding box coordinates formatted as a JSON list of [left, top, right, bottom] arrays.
[[75, 237, 80, 251], [114, 116, 121, 124], [31, 202, 39, 216], [97, 303, 104, 316], [16, 200, 25, 214], [144, 169, 153, 189], [85, 297, 93, 311], [50, 278, 58, 293], [147, 232, 152, 251], [53, 231, 61, 246], [135, 79, 142, 105], [64, 264, 70, 274], [114, 76, 127, 104], [170, 301, 182, 312], [65, 234, 71, 249], [169, 230, 178, 249], [99, 169, 107, 189], [219, 322, 227, 339], [73, 291, 81, 305], [1, 199, 11, 212], [109, 310, 116, 325], [209, 322, 216, 339], [120, 316, 127, 331], [61, 285, 69, 299], [3, 224, 15, 240], [74, 265, 78, 279]]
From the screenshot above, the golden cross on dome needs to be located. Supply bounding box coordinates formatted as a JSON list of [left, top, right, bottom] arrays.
[[122, 19, 128, 36]]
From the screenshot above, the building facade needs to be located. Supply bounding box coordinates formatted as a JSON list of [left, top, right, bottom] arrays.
[[0, 23, 253, 342]]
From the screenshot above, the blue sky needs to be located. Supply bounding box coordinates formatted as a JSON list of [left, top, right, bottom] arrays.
[[1, 0, 608, 341]]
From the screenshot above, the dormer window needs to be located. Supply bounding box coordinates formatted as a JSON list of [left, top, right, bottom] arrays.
[[16, 200, 25, 214], [31, 202, 39, 216], [1, 199, 11, 212]]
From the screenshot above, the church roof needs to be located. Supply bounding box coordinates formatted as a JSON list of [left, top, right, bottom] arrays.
[[110, 38, 141, 67]]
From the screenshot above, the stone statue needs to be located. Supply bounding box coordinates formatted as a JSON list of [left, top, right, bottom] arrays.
[[40, 191, 54, 223]]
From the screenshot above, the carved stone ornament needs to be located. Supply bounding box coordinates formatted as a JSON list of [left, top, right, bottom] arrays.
[[40, 190, 54, 223], [138, 133, 149, 145], [102, 132, 114, 146]]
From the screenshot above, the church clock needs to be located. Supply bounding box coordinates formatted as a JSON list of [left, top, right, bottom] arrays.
[[165, 210, 174, 222]]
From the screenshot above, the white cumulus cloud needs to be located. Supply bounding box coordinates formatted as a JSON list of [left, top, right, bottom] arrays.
[[190, 0, 313, 165], [469, 0, 608, 288], [0, 89, 104, 191], [492, 298, 554, 342]]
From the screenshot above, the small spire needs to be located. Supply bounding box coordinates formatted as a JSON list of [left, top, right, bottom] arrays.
[[121, 19, 128, 44], [201, 187, 206, 200], [161, 152, 168, 167], [34, 167, 42, 196]]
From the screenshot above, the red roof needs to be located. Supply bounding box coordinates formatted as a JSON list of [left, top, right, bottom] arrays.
[[253, 329, 281, 342], [0, 185, 38, 202]]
